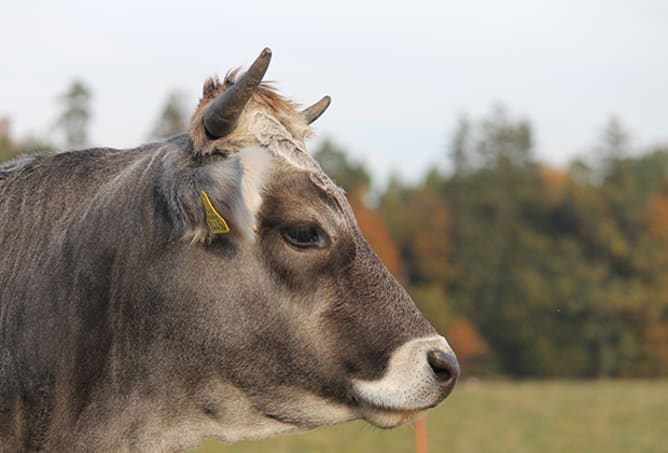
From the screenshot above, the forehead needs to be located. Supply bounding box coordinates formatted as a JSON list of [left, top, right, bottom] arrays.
[[266, 158, 350, 218], [193, 70, 350, 213]]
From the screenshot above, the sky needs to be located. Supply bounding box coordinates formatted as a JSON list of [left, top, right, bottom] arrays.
[[1, 0, 667, 186]]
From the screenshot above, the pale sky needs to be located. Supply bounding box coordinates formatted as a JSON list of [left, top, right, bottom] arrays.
[[2, 0, 667, 186]]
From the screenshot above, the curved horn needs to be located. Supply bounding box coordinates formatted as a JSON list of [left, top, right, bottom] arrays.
[[301, 96, 331, 124], [203, 47, 272, 138]]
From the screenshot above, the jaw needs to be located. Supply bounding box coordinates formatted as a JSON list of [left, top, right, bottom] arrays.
[[169, 334, 456, 445], [243, 393, 424, 433], [356, 404, 426, 429], [203, 380, 427, 440]]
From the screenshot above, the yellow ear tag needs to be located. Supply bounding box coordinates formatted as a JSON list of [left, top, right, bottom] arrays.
[[200, 191, 231, 234]]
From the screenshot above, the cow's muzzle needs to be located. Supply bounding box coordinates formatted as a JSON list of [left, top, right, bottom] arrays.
[[351, 336, 459, 428]]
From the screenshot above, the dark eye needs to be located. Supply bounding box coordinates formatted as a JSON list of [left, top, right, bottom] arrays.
[[281, 224, 328, 249]]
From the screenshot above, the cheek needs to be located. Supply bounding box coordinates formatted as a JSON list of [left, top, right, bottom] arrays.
[[221, 298, 346, 397], [321, 302, 396, 381]]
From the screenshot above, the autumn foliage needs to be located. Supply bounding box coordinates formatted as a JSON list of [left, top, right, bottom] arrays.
[[4, 102, 668, 378], [446, 317, 490, 371], [348, 190, 402, 277], [314, 111, 668, 378]]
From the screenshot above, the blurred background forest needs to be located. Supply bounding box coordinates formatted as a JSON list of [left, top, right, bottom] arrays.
[[2, 79, 668, 379]]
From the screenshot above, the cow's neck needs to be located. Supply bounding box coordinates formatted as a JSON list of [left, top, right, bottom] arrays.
[[63, 379, 302, 452]]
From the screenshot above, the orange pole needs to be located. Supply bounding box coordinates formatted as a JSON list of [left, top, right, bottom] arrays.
[[415, 415, 428, 453]]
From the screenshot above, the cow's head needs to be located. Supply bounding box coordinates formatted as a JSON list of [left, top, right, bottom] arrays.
[[153, 48, 458, 442]]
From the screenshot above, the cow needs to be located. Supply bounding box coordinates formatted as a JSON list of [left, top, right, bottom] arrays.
[[0, 48, 458, 453]]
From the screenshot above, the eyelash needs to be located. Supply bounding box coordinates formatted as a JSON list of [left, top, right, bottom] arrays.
[[281, 224, 328, 249]]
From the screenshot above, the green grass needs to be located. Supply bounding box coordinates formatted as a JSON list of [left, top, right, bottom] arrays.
[[190, 380, 668, 453]]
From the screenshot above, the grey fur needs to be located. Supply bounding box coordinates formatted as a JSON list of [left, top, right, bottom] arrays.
[[0, 82, 455, 453]]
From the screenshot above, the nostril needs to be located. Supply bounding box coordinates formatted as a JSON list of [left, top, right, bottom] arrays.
[[427, 349, 460, 383]]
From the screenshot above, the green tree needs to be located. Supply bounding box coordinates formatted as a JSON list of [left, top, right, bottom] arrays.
[[150, 91, 189, 140], [0, 117, 13, 162], [313, 138, 370, 195], [55, 79, 92, 148], [475, 104, 533, 169], [0, 119, 54, 164], [443, 106, 595, 376], [379, 173, 452, 286], [376, 109, 668, 378], [599, 116, 630, 163], [449, 116, 472, 176]]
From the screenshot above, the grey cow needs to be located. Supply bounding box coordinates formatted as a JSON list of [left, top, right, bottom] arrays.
[[0, 48, 458, 453]]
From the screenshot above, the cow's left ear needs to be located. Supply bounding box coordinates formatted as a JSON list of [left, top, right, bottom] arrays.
[[192, 147, 274, 242]]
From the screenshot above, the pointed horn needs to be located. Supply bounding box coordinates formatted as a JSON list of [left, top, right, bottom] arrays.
[[302, 96, 331, 124], [203, 47, 272, 138]]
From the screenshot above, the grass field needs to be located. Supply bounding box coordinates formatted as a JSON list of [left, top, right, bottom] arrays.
[[190, 380, 668, 453]]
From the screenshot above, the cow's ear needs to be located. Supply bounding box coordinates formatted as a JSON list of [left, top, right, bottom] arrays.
[[191, 146, 274, 243]]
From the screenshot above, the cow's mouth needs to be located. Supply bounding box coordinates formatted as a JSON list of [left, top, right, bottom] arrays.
[[360, 405, 425, 429], [352, 382, 452, 428], [356, 401, 430, 429]]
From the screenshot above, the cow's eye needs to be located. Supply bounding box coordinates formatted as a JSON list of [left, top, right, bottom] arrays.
[[281, 224, 328, 249]]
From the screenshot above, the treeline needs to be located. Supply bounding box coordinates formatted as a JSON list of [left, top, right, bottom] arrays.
[[0, 79, 187, 162], [2, 80, 667, 378], [315, 108, 668, 378]]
